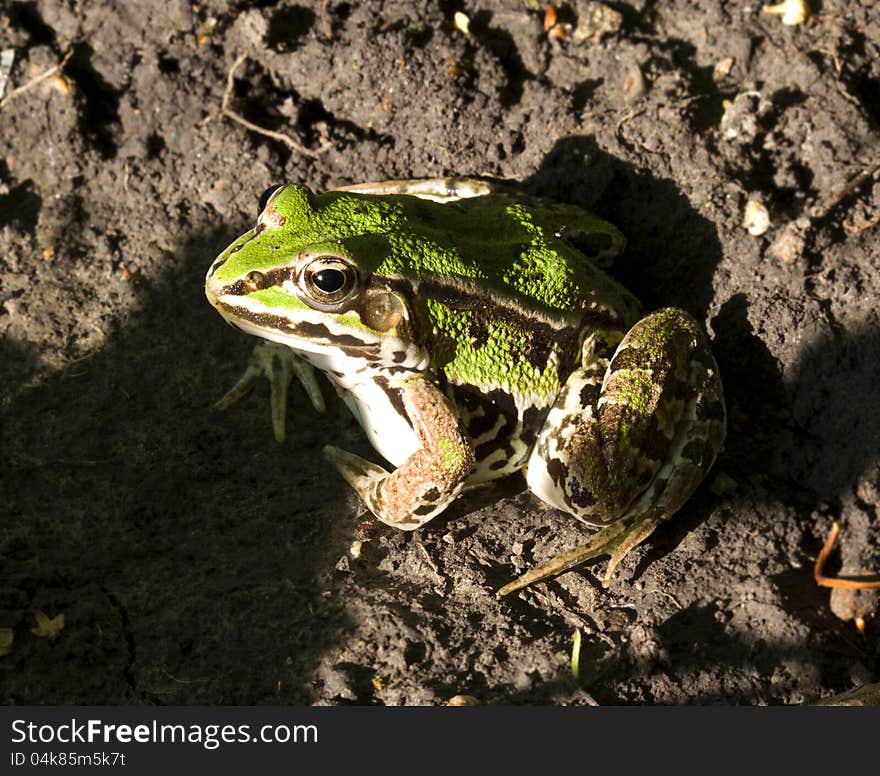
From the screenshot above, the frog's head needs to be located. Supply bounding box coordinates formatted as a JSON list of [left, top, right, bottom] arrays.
[[205, 184, 428, 370]]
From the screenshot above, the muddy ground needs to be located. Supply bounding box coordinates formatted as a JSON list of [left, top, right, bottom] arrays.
[[1, 0, 879, 705]]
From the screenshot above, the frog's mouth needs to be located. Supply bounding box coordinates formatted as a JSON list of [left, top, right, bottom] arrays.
[[208, 288, 378, 353]]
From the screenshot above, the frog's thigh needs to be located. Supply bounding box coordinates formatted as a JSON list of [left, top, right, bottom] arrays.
[[525, 308, 725, 525], [324, 377, 475, 530]]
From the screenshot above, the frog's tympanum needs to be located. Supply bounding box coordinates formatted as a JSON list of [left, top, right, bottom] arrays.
[[205, 179, 726, 594]]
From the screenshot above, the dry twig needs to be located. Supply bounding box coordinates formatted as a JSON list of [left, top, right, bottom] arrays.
[[0, 49, 72, 111], [811, 155, 880, 222], [814, 522, 880, 590], [220, 54, 330, 159]]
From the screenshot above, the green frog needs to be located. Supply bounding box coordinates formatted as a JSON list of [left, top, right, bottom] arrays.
[[205, 178, 726, 595]]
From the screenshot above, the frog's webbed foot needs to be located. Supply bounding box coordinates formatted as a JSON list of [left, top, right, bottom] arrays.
[[214, 341, 326, 442]]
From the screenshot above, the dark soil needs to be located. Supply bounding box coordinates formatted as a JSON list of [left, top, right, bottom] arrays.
[[2, 0, 879, 705]]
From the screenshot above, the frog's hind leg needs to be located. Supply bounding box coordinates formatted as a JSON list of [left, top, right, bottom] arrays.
[[509, 309, 726, 594]]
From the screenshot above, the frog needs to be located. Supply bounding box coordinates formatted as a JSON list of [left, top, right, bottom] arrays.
[[204, 177, 726, 595]]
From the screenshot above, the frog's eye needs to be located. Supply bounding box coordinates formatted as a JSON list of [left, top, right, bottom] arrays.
[[300, 257, 357, 309], [258, 184, 284, 213]]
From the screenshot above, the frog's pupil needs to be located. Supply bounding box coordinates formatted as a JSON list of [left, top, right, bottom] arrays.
[[313, 269, 345, 293]]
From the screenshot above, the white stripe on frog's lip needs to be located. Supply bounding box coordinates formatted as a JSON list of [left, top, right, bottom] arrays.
[[211, 289, 430, 372]]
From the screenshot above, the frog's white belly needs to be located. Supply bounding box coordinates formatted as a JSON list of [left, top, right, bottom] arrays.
[[342, 383, 420, 468]]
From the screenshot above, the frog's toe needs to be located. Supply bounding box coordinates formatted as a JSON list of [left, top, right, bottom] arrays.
[[214, 361, 263, 412], [269, 349, 326, 441], [323, 445, 388, 490], [215, 341, 325, 443], [601, 515, 661, 586], [290, 357, 326, 414], [498, 521, 632, 596]]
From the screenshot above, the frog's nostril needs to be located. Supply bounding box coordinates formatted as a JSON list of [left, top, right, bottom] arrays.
[[258, 184, 284, 213]]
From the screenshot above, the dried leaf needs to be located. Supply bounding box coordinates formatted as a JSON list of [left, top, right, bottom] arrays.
[[31, 611, 64, 639], [0, 628, 13, 657]]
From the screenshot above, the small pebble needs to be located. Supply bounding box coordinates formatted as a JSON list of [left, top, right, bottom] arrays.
[[623, 64, 646, 103], [743, 199, 771, 236], [762, 0, 811, 26], [713, 57, 734, 81], [447, 694, 480, 706]]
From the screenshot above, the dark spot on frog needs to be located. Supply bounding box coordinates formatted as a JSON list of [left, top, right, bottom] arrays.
[[579, 381, 601, 409], [413, 503, 437, 516], [546, 457, 566, 488], [482, 389, 518, 421], [422, 487, 441, 502], [568, 480, 597, 509], [373, 376, 410, 424], [520, 406, 545, 445], [474, 434, 509, 462], [467, 315, 491, 349], [464, 403, 501, 439], [640, 420, 675, 463], [489, 458, 510, 471]]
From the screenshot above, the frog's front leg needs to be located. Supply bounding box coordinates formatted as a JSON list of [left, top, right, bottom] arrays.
[[215, 341, 327, 442], [507, 308, 726, 593], [324, 376, 475, 529]]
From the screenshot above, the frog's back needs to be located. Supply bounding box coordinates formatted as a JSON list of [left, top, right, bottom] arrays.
[[298, 188, 631, 321], [382, 194, 636, 320]]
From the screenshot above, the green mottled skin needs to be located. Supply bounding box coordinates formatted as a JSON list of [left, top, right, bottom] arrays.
[[424, 299, 563, 400], [216, 185, 634, 312]]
